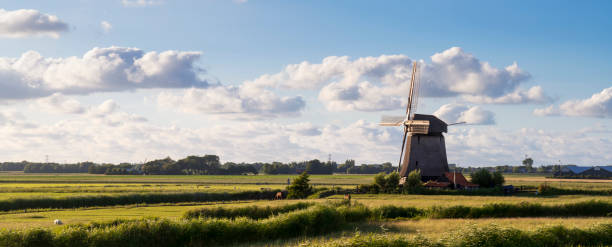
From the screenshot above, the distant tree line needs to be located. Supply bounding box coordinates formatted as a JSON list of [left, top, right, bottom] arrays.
[[0, 156, 398, 175], [3, 155, 599, 176]]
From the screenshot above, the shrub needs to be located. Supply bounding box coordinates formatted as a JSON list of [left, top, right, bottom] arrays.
[[370, 171, 401, 193], [372, 205, 423, 219], [287, 172, 313, 199], [403, 169, 423, 193]]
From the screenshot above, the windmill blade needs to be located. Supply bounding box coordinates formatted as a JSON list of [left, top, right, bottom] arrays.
[[379, 116, 406, 126], [405, 61, 420, 120], [397, 127, 408, 172], [448, 121, 467, 126]]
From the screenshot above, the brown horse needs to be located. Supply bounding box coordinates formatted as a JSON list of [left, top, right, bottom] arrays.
[[344, 193, 351, 201], [274, 191, 283, 200]]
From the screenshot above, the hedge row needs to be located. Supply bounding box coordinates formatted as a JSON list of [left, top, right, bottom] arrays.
[[428, 200, 612, 218], [0, 190, 284, 211], [179, 199, 610, 222], [182, 202, 314, 220], [372, 200, 612, 219]]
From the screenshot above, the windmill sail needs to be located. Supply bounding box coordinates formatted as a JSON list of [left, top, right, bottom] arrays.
[[397, 61, 421, 172]]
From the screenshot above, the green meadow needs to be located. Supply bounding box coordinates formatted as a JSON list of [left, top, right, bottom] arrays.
[[0, 172, 610, 246]]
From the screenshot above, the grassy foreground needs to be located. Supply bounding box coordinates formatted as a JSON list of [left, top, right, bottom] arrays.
[[1, 203, 610, 247]]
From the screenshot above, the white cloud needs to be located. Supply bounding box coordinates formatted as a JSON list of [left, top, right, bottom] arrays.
[[559, 86, 612, 118], [121, 0, 163, 7], [100, 21, 112, 33], [462, 86, 552, 104], [245, 47, 547, 112], [0, 9, 68, 38], [0, 107, 608, 165], [533, 86, 612, 118], [157, 86, 305, 119], [445, 126, 612, 166], [433, 103, 495, 125], [533, 105, 559, 116], [35, 93, 85, 114], [0, 46, 208, 99], [422, 48, 531, 97]]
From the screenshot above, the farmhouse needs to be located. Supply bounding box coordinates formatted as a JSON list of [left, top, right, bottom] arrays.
[[424, 172, 479, 189]]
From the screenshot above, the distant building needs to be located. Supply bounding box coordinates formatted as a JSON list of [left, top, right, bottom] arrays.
[[424, 172, 479, 189], [557, 165, 612, 178]]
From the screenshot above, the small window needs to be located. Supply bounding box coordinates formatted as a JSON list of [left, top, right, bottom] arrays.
[[415, 161, 419, 167]]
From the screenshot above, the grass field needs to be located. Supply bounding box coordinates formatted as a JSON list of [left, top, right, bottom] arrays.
[[250, 217, 612, 246], [0, 172, 610, 246]]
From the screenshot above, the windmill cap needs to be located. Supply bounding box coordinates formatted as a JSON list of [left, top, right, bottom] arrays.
[[413, 114, 447, 133]]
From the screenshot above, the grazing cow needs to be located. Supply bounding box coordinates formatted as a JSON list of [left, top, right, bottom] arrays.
[[344, 193, 351, 202], [275, 191, 283, 200], [54, 219, 63, 225]]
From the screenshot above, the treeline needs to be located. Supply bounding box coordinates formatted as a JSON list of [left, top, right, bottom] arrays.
[[1, 156, 397, 175]]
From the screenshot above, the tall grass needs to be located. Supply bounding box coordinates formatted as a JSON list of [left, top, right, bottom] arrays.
[[428, 200, 612, 218], [182, 202, 314, 219], [320, 224, 612, 247], [2, 212, 610, 247], [0, 204, 366, 247], [0, 190, 283, 211], [366, 200, 612, 219]]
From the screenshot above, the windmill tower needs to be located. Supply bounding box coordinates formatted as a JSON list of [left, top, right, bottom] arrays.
[[380, 61, 462, 183]]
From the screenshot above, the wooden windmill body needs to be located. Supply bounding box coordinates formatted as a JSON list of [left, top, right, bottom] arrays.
[[380, 62, 460, 183]]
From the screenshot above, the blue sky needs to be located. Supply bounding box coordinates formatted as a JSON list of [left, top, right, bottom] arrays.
[[0, 0, 610, 166]]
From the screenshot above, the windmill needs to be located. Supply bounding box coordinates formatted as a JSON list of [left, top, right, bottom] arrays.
[[380, 61, 464, 184]]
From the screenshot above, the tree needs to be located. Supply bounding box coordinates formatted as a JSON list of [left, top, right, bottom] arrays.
[[287, 172, 313, 199], [471, 169, 494, 188], [471, 169, 505, 188], [403, 169, 423, 193], [492, 171, 505, 187], [522, 157, 534, 172], [306, 159, 333, 174], [337, 159, 355, 174]]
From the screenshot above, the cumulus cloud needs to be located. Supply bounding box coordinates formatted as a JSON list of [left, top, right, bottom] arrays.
[[421, 48, 531, 97], [100, 21, 112, 33], [157, 86, 306, 119], [445, 125, 612, 166], [121, 0, 163, 7], [33, 95, 147, 126], [244, 47, 548, 112], [534, 86, 612, 118], [462, 86, 552, 104], [0, 107, 608, 165], [0, 9, 68, 38], [533, 105, 559, 116], [0, 46, 208, 99], [433, 103, 495, 125], [35, 93, 85, 114]]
